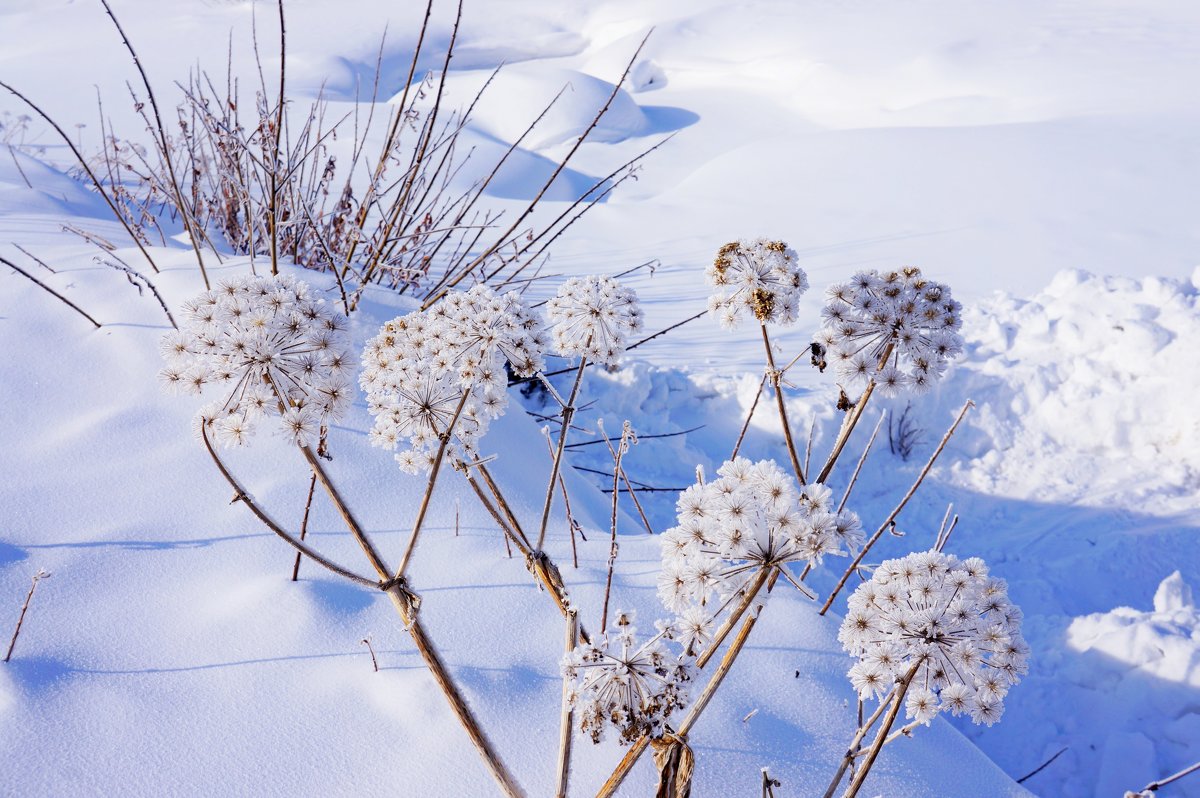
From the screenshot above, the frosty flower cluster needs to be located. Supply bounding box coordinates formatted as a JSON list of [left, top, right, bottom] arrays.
[[546, 275, 643, 366], [159, 275, 352, 447], [360, 285, 547, 472], [658, 458, 864, 620], [816, 267, 963, 396], [838, 550, 1028, 727], [706, 239, 809, 329], [562, 611, 693, 745]]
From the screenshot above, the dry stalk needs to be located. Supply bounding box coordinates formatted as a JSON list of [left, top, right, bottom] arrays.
[[820, 683, 904, 798], [598, 422, 654, 536], [555, 611, 578, 798], [544, 431, 580, 567], [361, 635, 379, 672], [290, 471, 317, 581], [730, 374, 768, 460], [837, 412, 886, 514], [599, 422, 632, 634], [596, 569, 782, 797], [933, 503, 958, 553], [838, 662, 921, 798], [1, 255, 101, 329], [4, 569, 50, 663], [760, 325, 806, 485], [424, 31, 653, 307], [203, 424, 525, 797], [820, 399, 974, 616], [395, 390, 472, 578], [536, 355, 589, 551], [815, 343, 896, 485], [98, 0, 209, 288], [0, 81, 162, 275]]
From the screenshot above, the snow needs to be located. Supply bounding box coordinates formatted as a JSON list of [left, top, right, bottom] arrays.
[[3, 1, 1200, 796]]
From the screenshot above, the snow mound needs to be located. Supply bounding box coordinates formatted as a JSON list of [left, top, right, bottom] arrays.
[[432, 65, 653, 150], [1064, 572, 1200, 797], [947, 269, 1200, 509]]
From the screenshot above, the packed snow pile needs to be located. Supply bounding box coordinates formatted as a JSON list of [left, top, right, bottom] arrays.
[[1058, 572, 1200, 797], [946, 268, 1200, 510]]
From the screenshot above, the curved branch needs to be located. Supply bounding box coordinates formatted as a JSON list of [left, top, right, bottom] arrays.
[[200, 424, 377, 588]]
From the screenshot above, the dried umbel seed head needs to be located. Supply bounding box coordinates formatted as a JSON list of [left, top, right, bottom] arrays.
[[815, 267, 963, 396], [360, 284, 544, 473], [546, 275, 643, 366], [706, 238, 808, 328], [657, 458, 863, 623], [159, 274, 352, 447], [562, 610, 694, 745], [839, 550, 1028, 727]]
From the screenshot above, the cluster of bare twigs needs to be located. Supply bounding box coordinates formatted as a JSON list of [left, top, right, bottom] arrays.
[[2, 0, 664, 316]]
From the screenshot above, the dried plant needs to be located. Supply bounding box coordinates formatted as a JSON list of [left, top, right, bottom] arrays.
[[4, 569, 51, 663]]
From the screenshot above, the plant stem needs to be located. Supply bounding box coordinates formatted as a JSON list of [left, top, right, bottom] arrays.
[[761, 325, 806, 484], [0, 255, 101, 329], [396, 390, 472, 578], [291, 471, 317, 581], [536, 357, 588, 551], [696, 567, 771, 669], [385, 583, 526, 798], [4, 570, 49, 662], [816, 343, 896, 485], [840, 663, 920, 798], [599, 424, 629, 634], [555, 611, 578, 798], [595, 569, 779, 797], [731, 374, 767, 460], [819, 399, 973, 615], [837, 412, 886, 514]]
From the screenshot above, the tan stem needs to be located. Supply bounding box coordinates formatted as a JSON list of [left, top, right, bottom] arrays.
[[819, 399, 973, 615], [396, 389, 472, 578], [537, 357, 588, 551], [816, 342, 897, 485], [387, 585, 526, 798], [761, 325, 806, 484], [696, 567, 772, 669], [555, 611, 578, 798], [837, 411, 887, 514], [841, 664, 919, 798], [597, 569, 778, 797]]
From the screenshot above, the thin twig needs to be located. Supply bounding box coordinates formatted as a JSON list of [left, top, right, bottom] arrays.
[[200, 425, 376, 587], [0, 80, 162, 274], [396, 390, 472, 578], [837, 411, 886, 514], [291, 472, 317, 581], [14, 245, 53, 273], [1015, 747, 1068, 785], [1, 255, 101, 329], [361, 635, 380, 672], [731, 374, 768, 460], [820, 400, 974, 615], [4, 569, 50, 662], [536, 356, 588, 551]]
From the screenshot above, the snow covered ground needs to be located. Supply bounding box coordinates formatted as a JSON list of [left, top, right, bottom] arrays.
[[3, 1, 1199, 796]]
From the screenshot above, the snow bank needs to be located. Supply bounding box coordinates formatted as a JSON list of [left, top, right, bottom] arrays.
[[947, 269, 1200, 510], [1063, 572, 1200, 797]]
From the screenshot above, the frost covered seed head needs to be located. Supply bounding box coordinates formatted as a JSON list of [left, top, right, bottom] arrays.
[[160, 275, 351, 446], [562, 611, 693, 744], [838, 550, 1027, 726], [658, 458, 861, 624], [360, 286, 546, 472], [546, 276, 643, 366], [707, 239, 808, 328], [817, 267, 963, 396]]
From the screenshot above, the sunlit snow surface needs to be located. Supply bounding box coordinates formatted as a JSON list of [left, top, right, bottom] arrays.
[[2, 1, 1199, 795]]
